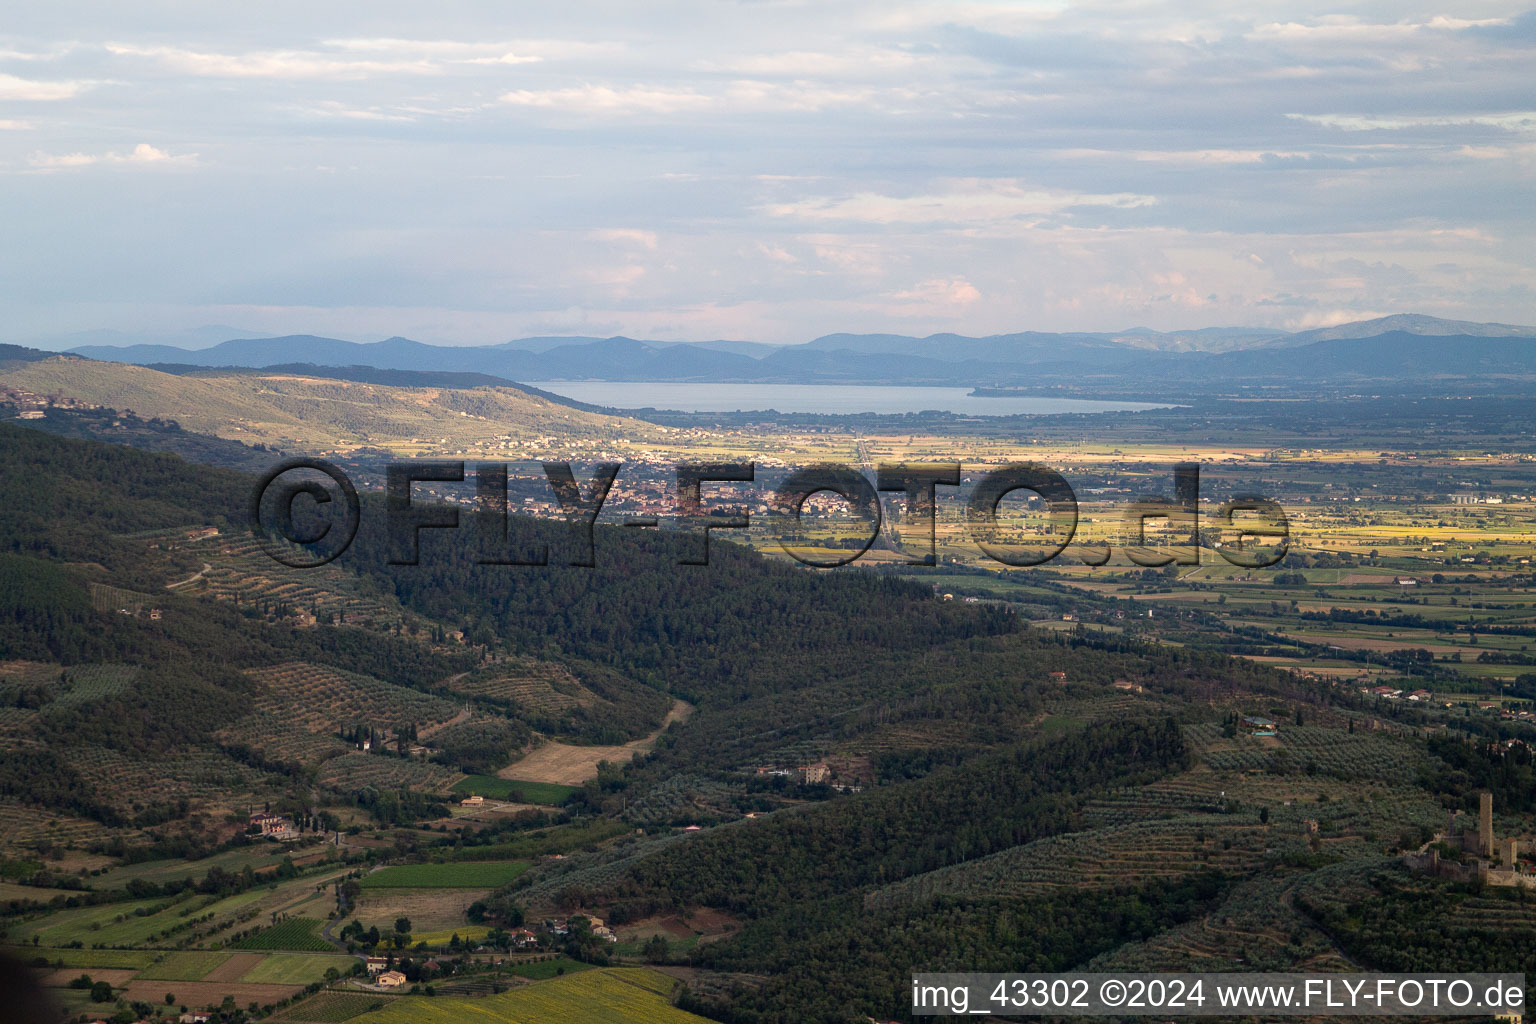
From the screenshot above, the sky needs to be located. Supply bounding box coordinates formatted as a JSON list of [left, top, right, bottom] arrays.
[[2, 1, 1534, 347]]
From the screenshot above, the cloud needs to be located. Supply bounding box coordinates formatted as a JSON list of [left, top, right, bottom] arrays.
[[1286, 308, 1392, 329], [496, 79, 881, 116], [694, 49, 925, 76], [5, 3, 1536, 339], [105, 38, 624, 81], [765, 180, 1156, 225], [27, 151, 97, 169], [302, 100, 416, 122], [27, 143, 196, 171], [0, 72, 88, 100], [325, 37, 618, 61], [0, 45, 74, 61], [591, 229, 659, 250], [105, 43, 437, 79], [887, 277, 981, 305], [1054, 147, 1320, 165], [499, 84, 714, 115], [1288, 111, 1536, 133], [1248, 15, 1514, 43]]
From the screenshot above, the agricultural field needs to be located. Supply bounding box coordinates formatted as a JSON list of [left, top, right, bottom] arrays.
[[136, 950, 232, 980], [239, 953, 355, 985], [8, 947, 159, 970], [865, 813, 1276, 909], [119, 979, 301, 1008], [507, 956, 597, 980], [410, 924, 491, 946], [620, 773, 739, 827], [1089, 873, 1352, 972], [88, 846, 320, 892], [272, 991, 398, 1022], [350, 887, 491, 938], [0, 881, 77, 903], [198, 533, 396, 628], [7, 895, 190, 947], [350, 967, 709, 1024], [38, 966, 140, 988], [50, 664, 140, 707], [452, 776, 577, 806], [244, 662, 460, 740], [318, 753, 463, 795], [444, 662, 597, 712], [232, 918, 331, 951], [203, 952, 268, 982], [216, 710, 355, 769], [496, 700, 693, 787], [60, 744, 279, 819], [0, 797, 137, 853], [359, 861, 529, 889]]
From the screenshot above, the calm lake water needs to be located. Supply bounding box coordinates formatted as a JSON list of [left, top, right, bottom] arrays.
[[525, 382, 1175, 416]]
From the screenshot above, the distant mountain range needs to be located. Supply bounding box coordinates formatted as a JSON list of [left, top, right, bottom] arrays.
[[38, 314, 1536, 391]]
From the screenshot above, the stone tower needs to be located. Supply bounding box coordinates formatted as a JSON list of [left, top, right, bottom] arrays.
[[1479, 792, 1494, 856]]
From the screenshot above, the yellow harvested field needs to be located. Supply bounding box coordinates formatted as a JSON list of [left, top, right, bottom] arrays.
[[351, 967, 710, 1023], [500, 700, 692, 786], [353, 887, 492, 934]]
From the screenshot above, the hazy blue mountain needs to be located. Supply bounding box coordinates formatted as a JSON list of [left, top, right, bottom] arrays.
[[72, 334, 392, 367], [1265, 314, 1536, 348], [1205, 331, 1536, 377], [70, 342, 206, 364], [492, 335, 610, 352], [679, 340, 786, 358], [58, 315, 1536, 388], [37, 324, 273, 353]]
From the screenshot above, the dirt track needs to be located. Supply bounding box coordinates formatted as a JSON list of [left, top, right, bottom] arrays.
[[497, 699, 693, 785]]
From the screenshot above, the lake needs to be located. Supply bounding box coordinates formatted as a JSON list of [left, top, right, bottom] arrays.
[[524, 382, 1175, 416]]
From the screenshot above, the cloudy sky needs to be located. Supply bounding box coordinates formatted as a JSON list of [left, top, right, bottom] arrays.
[[3, 1, 1534, 346]]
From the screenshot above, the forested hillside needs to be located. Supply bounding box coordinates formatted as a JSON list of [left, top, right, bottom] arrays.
[[3, 422, 1522, 1024]]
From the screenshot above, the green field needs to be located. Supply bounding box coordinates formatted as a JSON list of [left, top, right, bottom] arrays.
[[0, 881, 77, 903], [358, 861, 529, 889], [453, 776, 579, 806], [8, 895, 188, 947], [7, 946, 158, 969], [351, 968, 709, 1023], [89, 847, 303, 891], [611, 935, 700, 957], [271, 991, 397, 1022], [136, 949, 232, 980], [240, 952, 356, 984], [411, 924, 491, 946], [232, 917, 331, 951], [507, 957, 597, 980], [444, 820, 629, 862]]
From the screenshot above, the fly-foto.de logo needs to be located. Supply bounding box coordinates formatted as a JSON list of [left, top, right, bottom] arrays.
[[249, 458, 1289, 570]]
